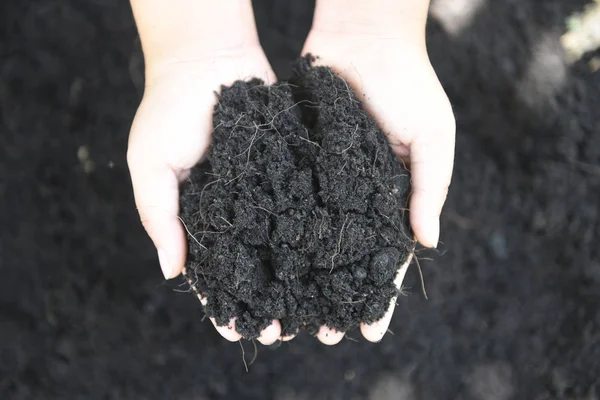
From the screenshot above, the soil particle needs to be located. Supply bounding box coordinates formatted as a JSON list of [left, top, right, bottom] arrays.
[[179, 56, 414, 338]]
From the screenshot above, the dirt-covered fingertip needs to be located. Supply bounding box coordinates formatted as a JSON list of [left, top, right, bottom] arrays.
[[361, 252, 414, 342], [394, 252, 414, 289], [181, 266, 208, 306], [212, 317, 242, 342], [280, 333, 297, 342], [360, 297, 396, 343], [257, 320, 282, 345], [317, 326, 345, 345]]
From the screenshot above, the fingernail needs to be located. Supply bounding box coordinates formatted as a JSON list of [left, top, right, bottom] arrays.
[[157, 248, 173, 279]]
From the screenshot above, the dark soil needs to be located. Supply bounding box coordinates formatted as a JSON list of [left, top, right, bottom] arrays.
[[180, 57, 413, 337], [2, 0, 600, 399]]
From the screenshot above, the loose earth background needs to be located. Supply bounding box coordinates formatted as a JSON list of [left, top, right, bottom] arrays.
[[1, 0, 599, 399]]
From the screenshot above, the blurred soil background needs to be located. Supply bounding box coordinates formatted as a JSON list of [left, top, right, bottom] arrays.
[[1, 0, 599, 399]]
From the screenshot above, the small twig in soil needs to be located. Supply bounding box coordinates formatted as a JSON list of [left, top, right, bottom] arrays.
[[335, 71, 358, 103], [257, 82, 298, 91], [234, 254, 243, 289], [398, 285, 409, 297], [298, 135, 322, 148], [319, 216, 326, 239], [249, 340, 258, 366], [193, 229, 229, 235], [178, 216, 207, 250], [333, 96, 347, 108], [336, 124, 359, 154], [336, 160, 348, 175], [212, 121, 224, 133], [414, 255, 428, 300], [172, 274, 196, 293], [226, 172, 245, 185], [328, 69, 339, 97], [241, 86, 271, 121], [236, 122, 260, 159], [250, 205, 274, 215], [172, 287, 192, 293], [372, 149, 379, 173], [260, 99, 314, 128], [194, 178, 224, 218], [239, 340, 249, 372], [227, 123, 269, 185], [232, 113, 246, 127], [181, 265, 205, 303], [340, 299, 365, 304], [397, 156, 410, 172], [219, 217, 233, 227], [380, 232, 392, 245], [379, 212, 412, 243], [330, 214, 350, 273]]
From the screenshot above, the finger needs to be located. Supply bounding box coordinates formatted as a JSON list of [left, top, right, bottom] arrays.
[[183, 227, 281, 346], [198, 289, 208, 306], [257, 320, 282, 345], [182, 266, 207, 304], [193, 289, 244, 342], [393, 252, 414, 289], [128, 156, 187, 279], [280, 333, 297, 342], [360, 253, 413, 342], [317, 326, 345, 345], [211, 317, 243, 342], [408, 129, 455, 248]]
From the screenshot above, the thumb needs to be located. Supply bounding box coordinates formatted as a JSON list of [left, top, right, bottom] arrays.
[[128, 157, 187, 279], [408, 128, 455, 248]]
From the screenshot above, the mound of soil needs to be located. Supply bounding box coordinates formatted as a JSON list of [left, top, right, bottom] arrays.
[[179, 56, 414, 338]]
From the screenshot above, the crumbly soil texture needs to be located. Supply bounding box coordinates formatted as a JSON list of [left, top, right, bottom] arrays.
[[179, 56, 414, 338]]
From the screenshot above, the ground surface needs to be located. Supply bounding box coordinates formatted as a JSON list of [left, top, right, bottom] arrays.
[[1, 0, 599, 399]]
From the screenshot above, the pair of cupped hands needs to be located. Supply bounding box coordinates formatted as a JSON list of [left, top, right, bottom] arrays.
[[127, 7, 455, 345]]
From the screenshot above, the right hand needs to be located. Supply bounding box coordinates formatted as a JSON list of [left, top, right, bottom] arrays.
[[301, 18, 455, 344]]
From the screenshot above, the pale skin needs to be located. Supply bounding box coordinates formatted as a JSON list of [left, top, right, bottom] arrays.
[[128, 0, 455, 345]]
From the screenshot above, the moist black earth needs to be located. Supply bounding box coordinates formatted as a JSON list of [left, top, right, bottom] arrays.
[[2, 0, 600, 399], [180, 57, 414, 337]]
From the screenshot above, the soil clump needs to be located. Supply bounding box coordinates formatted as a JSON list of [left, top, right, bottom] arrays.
[[179, 56, 414, 338]]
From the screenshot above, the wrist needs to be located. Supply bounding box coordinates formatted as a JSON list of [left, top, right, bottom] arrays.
[[131, 0, 262, 78], [311, 0, 430, 47]]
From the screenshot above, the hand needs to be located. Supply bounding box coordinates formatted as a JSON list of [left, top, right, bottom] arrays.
[[127, 46, 286, 345], [301, 25, 456, 343]]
